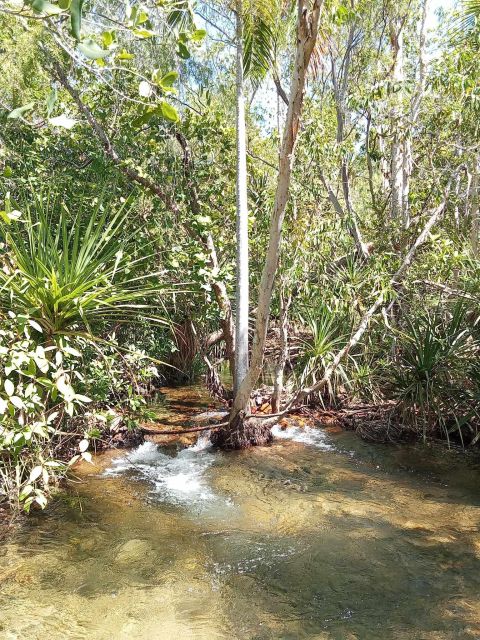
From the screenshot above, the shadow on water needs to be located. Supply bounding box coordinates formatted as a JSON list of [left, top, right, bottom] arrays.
[[1, 386, 479, 640]]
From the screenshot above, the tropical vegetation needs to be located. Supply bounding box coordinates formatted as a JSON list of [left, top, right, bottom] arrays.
[[0, 0, 479, 511]]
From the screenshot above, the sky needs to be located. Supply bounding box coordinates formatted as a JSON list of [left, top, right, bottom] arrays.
[[427, 0, 455, 30]]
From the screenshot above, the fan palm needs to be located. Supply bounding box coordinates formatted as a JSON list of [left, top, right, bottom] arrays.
[[451, 1, 480, 48], [0, 195, 169, 340]]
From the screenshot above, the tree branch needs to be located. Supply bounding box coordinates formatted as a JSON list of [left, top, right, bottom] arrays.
[[288, 184, 451, 409]]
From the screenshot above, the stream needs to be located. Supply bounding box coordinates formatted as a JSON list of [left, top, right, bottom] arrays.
[[1, 386, 480, 639]]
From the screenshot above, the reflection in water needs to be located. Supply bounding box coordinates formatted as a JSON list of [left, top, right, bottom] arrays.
[[1, 386, 480, 640]]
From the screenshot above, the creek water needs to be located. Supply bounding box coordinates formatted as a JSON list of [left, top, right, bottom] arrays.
[[1, 386, 480, 640]]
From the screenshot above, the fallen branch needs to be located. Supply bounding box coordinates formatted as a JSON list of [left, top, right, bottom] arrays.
[[413, 279, 479, 302], [141, 421, 229, 435]]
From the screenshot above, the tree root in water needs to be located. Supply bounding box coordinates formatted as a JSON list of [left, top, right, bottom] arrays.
[[210, 414, 278, 450]]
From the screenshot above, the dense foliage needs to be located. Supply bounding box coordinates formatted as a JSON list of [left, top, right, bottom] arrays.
[[0, 0, 479, 510]]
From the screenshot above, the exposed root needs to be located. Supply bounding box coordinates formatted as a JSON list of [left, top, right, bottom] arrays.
[[210, 413, 278, 450], [337, 404, 417, 443]]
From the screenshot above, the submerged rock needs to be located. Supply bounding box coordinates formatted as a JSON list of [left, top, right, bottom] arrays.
[[114, 539, 154, 566]]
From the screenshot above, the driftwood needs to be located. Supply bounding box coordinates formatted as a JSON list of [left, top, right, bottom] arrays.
[[141, 421, 229, 436]]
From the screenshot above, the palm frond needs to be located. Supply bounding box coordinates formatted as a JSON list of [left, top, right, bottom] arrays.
[[449, 0, 480, 48], [0, 194, 171, 338]]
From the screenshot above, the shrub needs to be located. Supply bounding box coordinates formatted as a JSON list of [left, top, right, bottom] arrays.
[[0, 315, 91, 511], [386, 303, 480, 444], [0, 195, 171, 511]]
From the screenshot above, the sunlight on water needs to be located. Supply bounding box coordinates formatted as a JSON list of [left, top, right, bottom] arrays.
[[1, 387, 480, 640]]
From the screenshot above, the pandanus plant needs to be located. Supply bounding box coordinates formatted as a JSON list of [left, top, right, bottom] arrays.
[[0, 194, 170, 342]]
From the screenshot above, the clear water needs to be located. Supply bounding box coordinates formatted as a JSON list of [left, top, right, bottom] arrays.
[[1, 387, 480, 639]]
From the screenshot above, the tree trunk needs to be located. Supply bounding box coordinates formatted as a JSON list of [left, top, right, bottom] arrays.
[[389, 19, 406, 225], [213, 0, 324, 449], [378, 126, 390, 195], [402, 0, 428, 226], [234, 0, 250, 396], [271, 290, 292, 413], [470, 155, 480, 257], [331, 25, 369, 259]]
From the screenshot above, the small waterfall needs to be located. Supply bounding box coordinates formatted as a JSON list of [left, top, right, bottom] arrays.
[[271, 422, 334, 450], [105, 433, 224, 508]]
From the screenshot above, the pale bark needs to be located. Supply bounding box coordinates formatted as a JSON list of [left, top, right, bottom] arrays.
[[454, 169, 462, 228], [271, 290, 292, 413], [470, 156, 480, 257], [230, 0, 324, 419], [465, 166, 473, 219], [390, 19, 405, 224], [378, 126, 390, 194], [289, 186, 451, 408], [234, 0, 250, 395], [331, 25, 369, 259], [319, 170, 369, 259], [402, 0, 428, 225], [365, 111, 378, 212]]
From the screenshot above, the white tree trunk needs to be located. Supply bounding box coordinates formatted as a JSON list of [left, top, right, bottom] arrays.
[[230, 0, 324, 419], [390, 20, 405, 224], [234, 0, 250, 395], [470, 155, 480, 257], [331, 25, 369, 259], [271, 290, 292, 413], [402, 0, 428, 226], [378, 126, 390, 194]]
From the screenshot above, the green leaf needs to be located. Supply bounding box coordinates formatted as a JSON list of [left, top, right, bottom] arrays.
[[46, 87, 57, 117], [3, 166, 12, 178], [29, 319, 43, 333], [177, 42, 191, 59], [35, 493, 48, 509], [156, 70, 178, 93], [159, 101, 180, 123], [117, 49, 134, 60], [70, 0, 84, 40], [10, 396, 24, 409], [102, 30, 114, 47], [138, 80, 152, 98], [19, 485, 33, 500], [49, 114, 78, 129], [31, 0, 63, 15], [132, 28, 156, 39], [7, 102, 35, 120], [29, 466, 42, 482], [78, 39, 110, 60], [4, 379, 14, 396], [75, 394, 92, 403], [131, 107, 156, 128], [191, 29, 206, 42], [0, 209, 21, 224]]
